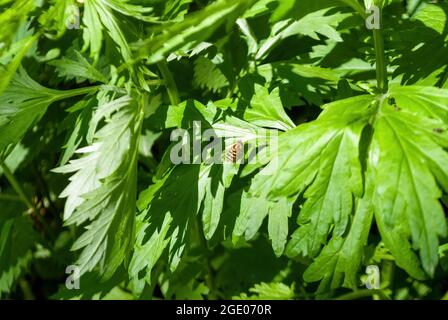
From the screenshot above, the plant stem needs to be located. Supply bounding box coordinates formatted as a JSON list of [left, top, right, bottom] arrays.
[[194, 217, 217, 299], [381, 260, 395, 289], [1, 163, 37, 213], [372, 4, 388, 93], [19, 279, 35, 300], [157, 61, 180, 105], [335, 289, 390, 300], [340, 0, 368, 19], [351, 0, 388, 93], [0, 193, 22, 202], [50, 85, 100, 102], [1, 163, 56, 239]]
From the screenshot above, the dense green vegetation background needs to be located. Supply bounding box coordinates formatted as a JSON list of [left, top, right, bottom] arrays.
[[0, 0, 448, 300]]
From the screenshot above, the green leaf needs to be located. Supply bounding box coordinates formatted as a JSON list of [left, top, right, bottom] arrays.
[[232, 191, 272, 243], [82, 0, 154, 62], [59, 99, 95, 166], [232, 191, 292, 256], [54, 94, 144, 278], [130, 197, 172, 292], [268, 198, 293, 257], [245, 85, 295, 131], [51, 271, 126, 300], [0, 34, 37, 95], [270, 0, 365, 21], [130, 165, 201, 280], [193, 55, 229, 93], [0, 0, 35, 51], [201, 164, 230, 240], [163, 0, 193, 21], [0, 68, 98, 159], [390, 4, 448, 87], [243, 0, 278, 19], [251, 94, 373, 200], [257, 62, 341, 106], [135, 0, 256, 64], [257, 9, 351, 60], [146, 99, 217, 131], [48, 51, 108, 83], [233, 282, 295, 300], [370, 86, 448, 277], [253, 85, 448, 279], [302, 182, 374, 292], [0, 213, 39, 298], [278, 96, 371, 257], [38, 0, 77, 38], [413, 4, 447, 35], [131, 102, 276, 282]]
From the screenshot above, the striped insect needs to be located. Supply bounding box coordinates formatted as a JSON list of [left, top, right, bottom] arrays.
[[225, 140, 244, 163]]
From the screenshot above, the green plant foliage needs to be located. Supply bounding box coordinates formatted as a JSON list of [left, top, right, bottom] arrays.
[[0, 0, 447, 301], [0, 207, 39, 298], [233, 282, 295, 300]]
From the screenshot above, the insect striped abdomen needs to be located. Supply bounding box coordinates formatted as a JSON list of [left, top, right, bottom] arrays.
[[226, 141, 243, 163]]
